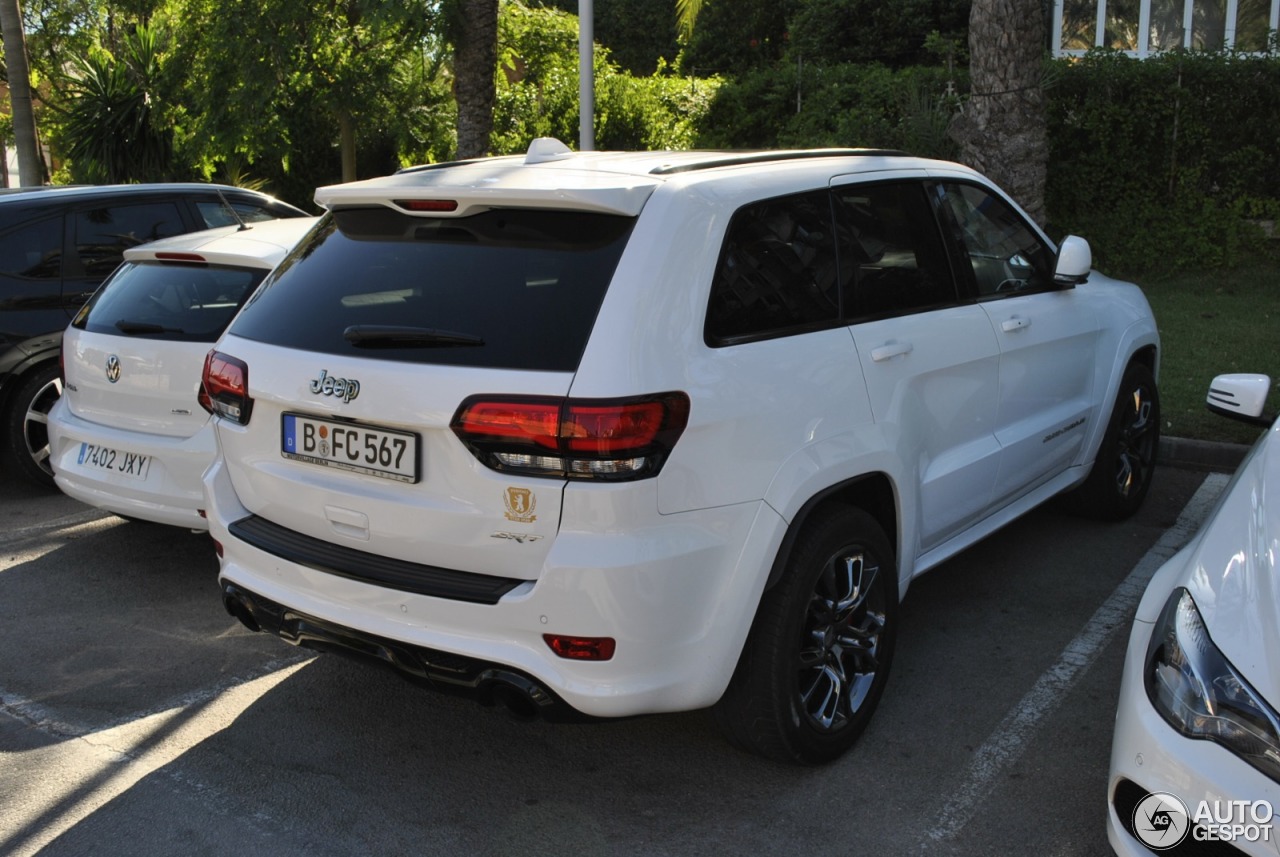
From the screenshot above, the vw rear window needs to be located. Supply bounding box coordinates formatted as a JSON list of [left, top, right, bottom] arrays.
[[229, 208, 636, 372], [74, 261, 267, 343]]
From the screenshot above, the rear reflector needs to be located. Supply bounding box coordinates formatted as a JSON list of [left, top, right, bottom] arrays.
[[543, 634, 616, 661], [451, 393, 689, 481]]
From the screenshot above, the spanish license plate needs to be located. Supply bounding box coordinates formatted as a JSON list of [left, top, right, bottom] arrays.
[[281, 413, 418, 483], [77, 443, 151, 479]]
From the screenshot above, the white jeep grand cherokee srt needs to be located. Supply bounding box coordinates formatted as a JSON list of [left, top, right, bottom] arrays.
[[202, 139, 1160, 763]]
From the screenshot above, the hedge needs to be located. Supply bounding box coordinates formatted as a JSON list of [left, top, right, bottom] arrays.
[[692, 49, 1280, 275], [1046, 49, 1280, 275]]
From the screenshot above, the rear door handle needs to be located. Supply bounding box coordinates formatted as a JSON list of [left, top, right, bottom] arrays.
[[1001, 316, 1031, 332], [871, 341, 914, 362]]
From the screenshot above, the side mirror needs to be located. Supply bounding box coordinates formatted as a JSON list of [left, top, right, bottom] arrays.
[[1052, 235, 1092, 287], [1207, 373, 1273, 427]]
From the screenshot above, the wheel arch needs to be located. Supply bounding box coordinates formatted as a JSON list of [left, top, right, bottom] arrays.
[[763, 472, 899, 594], [0, 343, 62, 417]]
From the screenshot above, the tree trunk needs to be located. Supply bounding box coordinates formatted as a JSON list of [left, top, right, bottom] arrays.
[[453, 0, 498, 160], [949, 0, 1048, 225], [0, 0, 44, 186]]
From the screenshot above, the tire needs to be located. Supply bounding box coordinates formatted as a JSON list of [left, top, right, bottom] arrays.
[[1065, 361, 1160, 521], [4, 362, 62, 488], [713, 506, 898, 764]]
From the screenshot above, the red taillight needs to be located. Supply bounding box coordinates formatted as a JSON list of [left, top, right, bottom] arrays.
[[154, 252, 208, 263], [395, 199, 459, 212], [201, 350, 253, 425], [543, 634, 616, 661], [451, 393, 689, 481]]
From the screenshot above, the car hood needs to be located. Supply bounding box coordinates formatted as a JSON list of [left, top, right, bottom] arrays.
[[1173, 421, 1280, 706]]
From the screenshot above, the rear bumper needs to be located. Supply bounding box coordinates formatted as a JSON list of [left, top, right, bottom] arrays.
[[205, 454, 786, 719], [221, 581, 585, 721], [48, 398, 214, 529]]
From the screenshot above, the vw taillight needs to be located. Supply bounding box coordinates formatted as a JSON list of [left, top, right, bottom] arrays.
[[201, 350, 253, 425], [451, 393, 690, 481]]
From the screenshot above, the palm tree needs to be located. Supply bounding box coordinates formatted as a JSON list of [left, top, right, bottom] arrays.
[[676, 0, 703, 42], [0, 0, 44, 186], [61, 26, 173, 183], [950, 0, 1048, 225], [451, 0, 498, 159]]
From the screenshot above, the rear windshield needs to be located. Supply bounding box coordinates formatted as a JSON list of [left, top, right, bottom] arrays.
[[228, 208, 636, 372], [73, 261, 267, 343]]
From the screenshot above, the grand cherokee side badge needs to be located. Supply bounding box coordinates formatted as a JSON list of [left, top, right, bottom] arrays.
[[309, 369, 360, 403], [105, 355, 121, 383]]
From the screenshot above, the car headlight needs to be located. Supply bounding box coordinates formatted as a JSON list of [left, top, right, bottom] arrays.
[[1145, 587, 1280, 783]]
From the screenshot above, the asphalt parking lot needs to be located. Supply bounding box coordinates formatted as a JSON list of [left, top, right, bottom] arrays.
[[0, 463, 1225, 856]]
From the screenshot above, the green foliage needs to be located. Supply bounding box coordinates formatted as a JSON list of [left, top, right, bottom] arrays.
[[680, 0, 790, 77], [789, 0, 970, 69], [531, 0, 680, 76], [54, 25, 176, 183], [491, 2, 719, 155], [1046, 49, 1280, 275], [696, 61, 962, 158], [161, 0, 437, 203]]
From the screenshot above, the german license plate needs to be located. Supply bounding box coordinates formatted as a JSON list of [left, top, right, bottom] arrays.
[[281, 413, 418, 483], [77, 443, 151, 479]]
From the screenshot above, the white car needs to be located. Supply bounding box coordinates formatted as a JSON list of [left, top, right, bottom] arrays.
[[1108, 374, 1280, 854], [202, 139, 1159, 762], [48, 217, 317, 529]]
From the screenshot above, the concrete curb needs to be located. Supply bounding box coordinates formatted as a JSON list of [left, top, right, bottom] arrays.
[[1160, 435, 1252, 473]]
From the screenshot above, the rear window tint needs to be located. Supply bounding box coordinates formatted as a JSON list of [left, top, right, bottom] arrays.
[[229, 208, 635, 372], [73, 261, 267, 342], [0, 217, 62, 279], [73, 202, 186, 278]]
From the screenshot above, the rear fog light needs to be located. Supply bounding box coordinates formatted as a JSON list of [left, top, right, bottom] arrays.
[[544, 634, 616, 661]]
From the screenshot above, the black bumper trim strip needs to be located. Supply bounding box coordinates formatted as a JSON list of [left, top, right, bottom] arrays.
[[227, 514, 525, 605]]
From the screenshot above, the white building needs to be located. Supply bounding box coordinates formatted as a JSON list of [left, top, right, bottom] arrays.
[[1054, 0, 1280, 57]]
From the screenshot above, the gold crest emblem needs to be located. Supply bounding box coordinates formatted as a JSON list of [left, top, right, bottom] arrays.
[[503, 487, 537, 523]]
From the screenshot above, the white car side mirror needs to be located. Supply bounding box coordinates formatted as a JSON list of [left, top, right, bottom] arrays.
[[1053, 235, 1092, 287], [1207, 373, 1273, 426]]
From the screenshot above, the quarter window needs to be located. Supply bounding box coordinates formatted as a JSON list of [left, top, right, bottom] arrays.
[[705, 190, 840, 344], [196, 200, 285, 229]]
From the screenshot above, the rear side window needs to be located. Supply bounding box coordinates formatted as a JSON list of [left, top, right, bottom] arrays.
[[0, 217, 62, 279], [73, 261, 267, 342], [230, 208, 636, 372], [705, 190, 841, 344], [834, 182, 957, 320], [74, 203, 186, 278]]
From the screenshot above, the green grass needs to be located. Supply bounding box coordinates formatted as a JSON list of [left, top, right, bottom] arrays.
[[1134, 250, 1280, 445]]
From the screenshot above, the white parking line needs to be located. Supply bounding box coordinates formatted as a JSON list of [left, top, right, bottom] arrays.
[[920, 472, 1230, 847]]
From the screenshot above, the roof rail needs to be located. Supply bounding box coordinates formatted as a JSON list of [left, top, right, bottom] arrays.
[[649, 148, 908, 176]]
